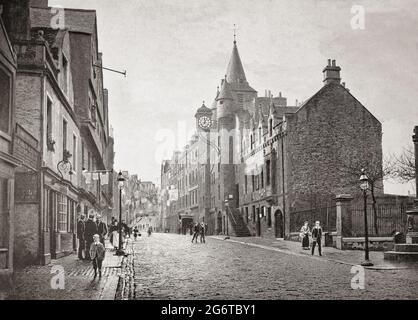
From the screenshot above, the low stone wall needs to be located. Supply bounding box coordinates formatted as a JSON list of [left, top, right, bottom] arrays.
[[341, 237, 394, 251]]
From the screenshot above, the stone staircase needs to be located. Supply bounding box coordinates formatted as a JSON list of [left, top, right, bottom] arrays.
[[226, 207, 251, 237], [384, 244, 418, 262]]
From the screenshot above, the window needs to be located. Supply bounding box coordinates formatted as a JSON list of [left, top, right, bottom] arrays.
[[229, 136, 233, 164], [266, 160, 271, 186], [62, 119, 67, 159], [252, 206, 256, 221], [57, 194, 68, 232], [261, 169, 264, 188], [269, 118, 273, 136], [81, 142, 85, 169], [245, 207, 249, 223], [0, 69, 10, 134], [252, 174, 255, 191], [46, 97, 53, 149], [267, 207, 272, 227], [250, 134, 254, 150], [62, 54, 68, 94], [237, 94, 244, 107], [244, 175, 248, 194], [72, 135, 77, 171]]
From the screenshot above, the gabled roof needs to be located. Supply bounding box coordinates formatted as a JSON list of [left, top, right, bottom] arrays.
[[294, 82, 381, 125]]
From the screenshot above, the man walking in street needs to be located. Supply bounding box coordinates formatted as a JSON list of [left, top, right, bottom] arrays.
[[77, 214, 86, 260], [199, 222, 206, 243], [84, 213, 98, 261], [311, 220, 323, 256], [191, 222, 199, 243], [96, 214, 108, 246]]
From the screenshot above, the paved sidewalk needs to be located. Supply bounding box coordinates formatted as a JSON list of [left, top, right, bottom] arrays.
[[210, 236, 418, 270], [0, 241, 123, 300]]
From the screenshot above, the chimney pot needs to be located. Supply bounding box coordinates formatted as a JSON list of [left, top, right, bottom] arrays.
[[332, 60, 336, 66], [328, 59, 331, 66]]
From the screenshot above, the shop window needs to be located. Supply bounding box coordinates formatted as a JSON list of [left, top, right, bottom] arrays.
[[57, 194, 68, 232]]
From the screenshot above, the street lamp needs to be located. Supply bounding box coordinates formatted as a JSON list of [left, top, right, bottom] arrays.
[[116, 171, 126, 256], [360, 169, 373, 266]]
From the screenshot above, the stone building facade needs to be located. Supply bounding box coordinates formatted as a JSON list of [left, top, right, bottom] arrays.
[[0, 11, 20, 286], [0, 0, 114, 266], [160, 38, 383, 240]]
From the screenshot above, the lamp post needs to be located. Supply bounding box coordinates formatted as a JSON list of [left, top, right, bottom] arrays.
[[116, 171, 126, 256], [360, 169, 373, 266]]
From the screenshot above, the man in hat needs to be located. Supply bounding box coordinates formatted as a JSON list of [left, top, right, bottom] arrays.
[[84, 213, 98, 261], [76, 214, 86, 260], [96, 214, 108, 246]]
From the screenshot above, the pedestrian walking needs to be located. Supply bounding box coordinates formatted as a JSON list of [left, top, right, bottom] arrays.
[[311, 220, 323, 256], [110, 220, 119, 250], [89, 234, 106, 279], [300, 221, 311, 250], [191, 222, 199, 243], [96, 214, 108, 246], [199, 222, 206, 243], [133, 226, 139, 240], [77, 214, 86, 260], [84, 213, 98, 260], [147, 226, 152, 237]]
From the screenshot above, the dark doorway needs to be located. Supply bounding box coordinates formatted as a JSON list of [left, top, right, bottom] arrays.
[[256, 207, 261, 236], [217, 212, 222, 235], [275, 209, 284, 238]]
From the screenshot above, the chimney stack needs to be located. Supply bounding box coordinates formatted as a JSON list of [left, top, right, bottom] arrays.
[[323, 59, 341, 86]]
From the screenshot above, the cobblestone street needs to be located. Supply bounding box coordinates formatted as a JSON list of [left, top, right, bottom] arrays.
[[1, 247, 121, 300], [118, 233, 418, 300]]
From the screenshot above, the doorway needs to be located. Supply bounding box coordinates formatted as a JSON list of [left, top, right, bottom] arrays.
[[275, 209, 284, 238]]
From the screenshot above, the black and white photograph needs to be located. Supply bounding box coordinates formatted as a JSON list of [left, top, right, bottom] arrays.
[[0, 0, 417, 308]]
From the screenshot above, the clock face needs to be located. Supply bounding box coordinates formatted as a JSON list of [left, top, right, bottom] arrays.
[[198, 116, 212, 130]]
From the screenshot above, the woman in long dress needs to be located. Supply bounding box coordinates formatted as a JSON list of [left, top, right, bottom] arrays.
[[111, 220, 119, 249], [300, 221, 311, 250]]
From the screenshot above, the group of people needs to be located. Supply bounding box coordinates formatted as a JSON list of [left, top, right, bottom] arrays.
[[300, 220, 323, 256], [191, 222, 207, 244], [76, 213, 108, 278], [76, 213, 131, 278]]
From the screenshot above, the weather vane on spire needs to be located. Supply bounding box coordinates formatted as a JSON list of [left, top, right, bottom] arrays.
[[233, 24, 237, 44]]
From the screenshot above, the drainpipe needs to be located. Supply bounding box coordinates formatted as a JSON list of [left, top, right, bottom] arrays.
[[281, 133, 286, 239]]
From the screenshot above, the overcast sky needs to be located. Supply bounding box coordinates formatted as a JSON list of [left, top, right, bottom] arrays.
[[50, 0, 417, 195]]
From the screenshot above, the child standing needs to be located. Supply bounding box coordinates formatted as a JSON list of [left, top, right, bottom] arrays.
[[89, 234, 106, 278]]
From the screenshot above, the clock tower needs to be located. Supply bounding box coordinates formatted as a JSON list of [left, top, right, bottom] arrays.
[[195, 101, 213, 132], [195, 102, 213, 225]]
